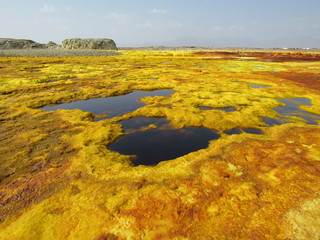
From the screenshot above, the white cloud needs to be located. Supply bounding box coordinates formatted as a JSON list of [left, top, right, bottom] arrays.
[[229, 25, 244, 31], [172, 22, 183, 28], [40, 4, 56, 13], [142, 22, 153, 28], [150, 8, 169, 14], [134, 22, 153, 30], [65, 6, 72, 11], [108, 12, 133, 25], [59, 25, 69, 31], [211, 26, 222, 31], [33, 17, 69, 26]]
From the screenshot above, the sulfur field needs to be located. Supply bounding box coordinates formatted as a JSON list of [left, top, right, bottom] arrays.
[[0, 50, 320, 239]]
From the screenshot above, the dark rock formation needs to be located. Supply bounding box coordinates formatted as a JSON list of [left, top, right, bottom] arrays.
[[61, 38, 117, 50], [0, 38, 61, 50], [0, 38, 118, 50], [46, 41, 60, 49], [0, 38, 38, 49]]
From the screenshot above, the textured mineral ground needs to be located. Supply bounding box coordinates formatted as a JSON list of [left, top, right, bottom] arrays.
[[0, 50, 320, 240]]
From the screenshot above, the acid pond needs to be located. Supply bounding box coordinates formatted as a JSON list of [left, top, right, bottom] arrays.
[[108, 117, 220, 166], [40, 90, 319, 166], [263, 97, 320, 126], [41, 89, 174, 119], [224, 97, 319, 135], [199, 106, 236, 112], [40, 89, 219, 166], [247, 83, 270, 88], [224, 128, 263, 135]]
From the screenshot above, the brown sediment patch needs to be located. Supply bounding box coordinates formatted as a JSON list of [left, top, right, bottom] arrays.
[[94, 233, 121, 240], [258, 71, 320, 91], [0, 162, 71, 223], [0, 110, 80, 223], [223, 126, 320, 239], [194, 51, 320, 62]]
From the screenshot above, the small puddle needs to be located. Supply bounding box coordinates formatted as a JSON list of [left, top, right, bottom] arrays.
[[40, 89, 173, 119], [247, 83, 270, 88], [215, 106, 236, 112], [199, 106, 236, 112], [199, 106, 213, 110], [224, 128, 263, 135], [120, 117, 169, 132], [243, 128, 264, 134], [263, 97, 320, 125], [224, 129, 242, 135], [262, 118, 283, 126], [108, 117, 220, 166]]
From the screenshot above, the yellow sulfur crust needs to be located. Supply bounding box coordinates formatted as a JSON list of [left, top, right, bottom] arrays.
[[0, 50, 320, 239]]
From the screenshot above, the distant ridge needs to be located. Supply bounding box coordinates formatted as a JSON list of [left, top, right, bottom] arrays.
[[0, 38, 118, 50], [0, 38, 59, 50], [62, 38, 118, 50]]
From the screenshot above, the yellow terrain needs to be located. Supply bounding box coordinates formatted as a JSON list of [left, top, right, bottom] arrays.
[[0, 50, 320, 239]]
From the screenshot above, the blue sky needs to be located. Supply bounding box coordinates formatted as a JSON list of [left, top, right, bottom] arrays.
[[1, 0, 320, 47]]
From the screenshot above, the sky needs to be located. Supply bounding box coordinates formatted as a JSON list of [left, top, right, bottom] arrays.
[[1, 0, 320, 48]]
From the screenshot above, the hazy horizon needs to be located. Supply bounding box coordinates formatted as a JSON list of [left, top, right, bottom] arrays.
[[1, 0, 320, 48]]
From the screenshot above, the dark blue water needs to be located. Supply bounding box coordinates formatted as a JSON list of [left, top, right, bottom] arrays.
[[243, 128, 264, 134], [40, 91, 319, 167], [224, 128, 263, 135], [215, 106, 236, 112], [199, 106, 213, 110], [40, 90, 174, 119], [199, 106, 236, 112], [120, 117, 170, 132], [108, 117, 220, 166], [262, 118, 283, 126], [221, 97, 319, 136], [224, 129, 242, 135], [263, 98, 319, 125], [247, 83, 270, 88]]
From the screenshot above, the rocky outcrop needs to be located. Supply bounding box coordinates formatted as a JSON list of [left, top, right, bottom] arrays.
[[0, 38, 118, 50], [62, 38, 117, 50], [46, 41, 61, 49], [0, 38, 60, 50], [0, 38, 38, 49]]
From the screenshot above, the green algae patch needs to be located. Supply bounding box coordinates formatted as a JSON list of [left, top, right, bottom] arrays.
[[0, 50, 320, 239]]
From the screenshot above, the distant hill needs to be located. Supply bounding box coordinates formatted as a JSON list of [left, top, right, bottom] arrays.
[[0, 38, 59, 50], [0, 38, 118, 50]]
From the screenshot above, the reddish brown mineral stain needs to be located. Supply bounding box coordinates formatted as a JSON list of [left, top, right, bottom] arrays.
[[194, 51, 320, 62]]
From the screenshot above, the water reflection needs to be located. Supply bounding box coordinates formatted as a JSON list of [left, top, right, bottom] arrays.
[[224, 129, 242, 135], [199, 106, 213, 110], [215, 106, 236, 112], [263, 97, 319, 125], [120, 117, 169, 132], [40, 89, 174, 119], [243, 128, 264, 134], [199, 106, 236, 112], [247, 83, 270, 88], [224, 128, 263, 135], [108, 117, 220, 166]]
